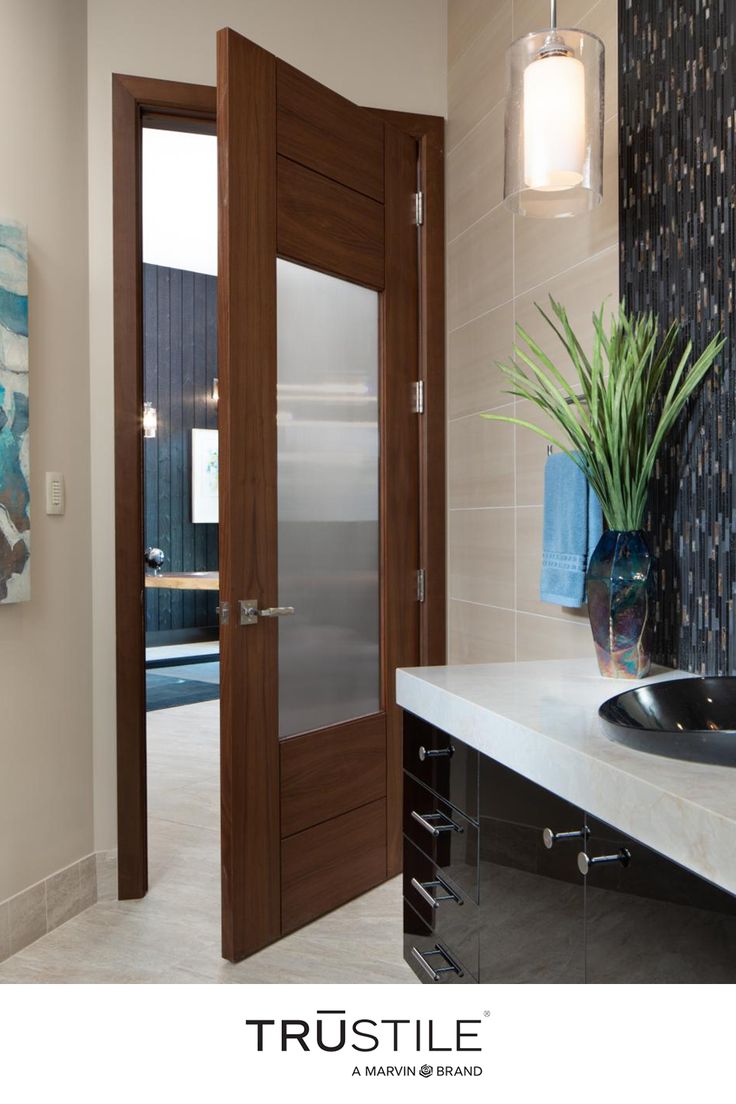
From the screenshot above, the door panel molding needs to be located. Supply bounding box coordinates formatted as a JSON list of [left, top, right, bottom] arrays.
[[280, 712, 386, 837], [277, 60, 385, 202], [277, 156, 385, 288]]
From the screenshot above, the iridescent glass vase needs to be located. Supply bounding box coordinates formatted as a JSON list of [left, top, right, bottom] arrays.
[[586, 530, 655, 679]]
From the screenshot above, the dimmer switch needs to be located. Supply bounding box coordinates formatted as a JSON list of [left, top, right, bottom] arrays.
[[45, 471, 65, 515]]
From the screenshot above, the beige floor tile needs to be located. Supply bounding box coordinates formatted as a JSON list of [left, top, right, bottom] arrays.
[[449, 507, 515, 607], [447, 101, 505, 241], [448, 205, 513, 331], [513, 114, 619, 296], [516, 610, 591, 661], [448, 301, 515, 419], [448, 413, 515, 509], [448, 2, 512, 152], [448, 599, 516, 663]]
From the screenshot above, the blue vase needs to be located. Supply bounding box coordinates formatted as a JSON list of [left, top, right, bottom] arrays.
[[586, 530, 655, 678]]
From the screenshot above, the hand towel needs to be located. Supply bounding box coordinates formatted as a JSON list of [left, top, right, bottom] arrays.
[[540, 452, 603, 607]]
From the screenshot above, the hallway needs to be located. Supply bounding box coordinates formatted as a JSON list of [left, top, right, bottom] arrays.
[[0, 701, 414, 983]]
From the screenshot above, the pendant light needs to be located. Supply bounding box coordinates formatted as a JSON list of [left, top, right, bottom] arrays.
[[503, 0, 604, 218]]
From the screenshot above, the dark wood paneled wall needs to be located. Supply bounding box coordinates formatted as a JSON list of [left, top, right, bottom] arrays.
[[620, 1, 736, 674], [143, 262, 219, 635]]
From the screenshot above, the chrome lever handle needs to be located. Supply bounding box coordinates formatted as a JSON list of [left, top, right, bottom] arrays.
[[239, 599, 295, 625], [411, 809, 464, 837]]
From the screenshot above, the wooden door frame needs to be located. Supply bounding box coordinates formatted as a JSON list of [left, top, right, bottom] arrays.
[[112, 68, 445, 913]]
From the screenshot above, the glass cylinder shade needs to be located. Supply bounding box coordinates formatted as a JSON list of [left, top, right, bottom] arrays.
[[504, 28, 604, 218]]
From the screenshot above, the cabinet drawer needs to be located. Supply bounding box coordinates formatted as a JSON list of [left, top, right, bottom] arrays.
[[404, 773, 479, 901], [403, 836, 479, 978], [403, 899, 477, 984], [403, 711, 478, 821]]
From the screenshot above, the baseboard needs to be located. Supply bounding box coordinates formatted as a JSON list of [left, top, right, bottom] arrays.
[[0, 849, 118, 963]]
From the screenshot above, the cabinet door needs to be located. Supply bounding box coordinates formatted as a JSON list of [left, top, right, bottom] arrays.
[[584, 814, 736, 983], [478, 757, 585, 983]]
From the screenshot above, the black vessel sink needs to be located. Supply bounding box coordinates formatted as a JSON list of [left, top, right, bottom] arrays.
[[599, 677, 736, 766]]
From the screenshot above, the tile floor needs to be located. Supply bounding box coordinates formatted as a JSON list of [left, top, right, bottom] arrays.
[[0, 699, 415, 984]]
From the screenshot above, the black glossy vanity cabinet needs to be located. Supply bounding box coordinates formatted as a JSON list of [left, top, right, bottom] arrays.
[[402, 711, 736, 984]]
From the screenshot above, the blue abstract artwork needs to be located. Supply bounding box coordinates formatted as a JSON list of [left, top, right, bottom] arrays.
[[0, 221, 29, 603]]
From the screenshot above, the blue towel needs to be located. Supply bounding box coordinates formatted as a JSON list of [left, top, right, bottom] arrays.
[[540, 452, 603, 607]]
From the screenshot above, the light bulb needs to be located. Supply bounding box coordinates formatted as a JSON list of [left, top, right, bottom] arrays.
[[523, 53, 586, 192]]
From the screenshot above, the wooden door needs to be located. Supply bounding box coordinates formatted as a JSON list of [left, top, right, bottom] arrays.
[[217, 28, 421, 961]]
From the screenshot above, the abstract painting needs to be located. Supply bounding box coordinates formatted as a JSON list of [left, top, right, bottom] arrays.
[[191, 428, 218, 524], [0, 221, 29, 603]]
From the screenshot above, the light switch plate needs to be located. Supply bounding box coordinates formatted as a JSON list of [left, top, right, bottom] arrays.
[[45, 471, 65, 515]]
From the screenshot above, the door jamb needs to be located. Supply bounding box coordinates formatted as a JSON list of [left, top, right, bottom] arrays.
[[111, 72, 445, 906]]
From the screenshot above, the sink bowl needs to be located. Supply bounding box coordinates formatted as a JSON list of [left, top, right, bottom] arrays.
[[599, 677, 736, 766]]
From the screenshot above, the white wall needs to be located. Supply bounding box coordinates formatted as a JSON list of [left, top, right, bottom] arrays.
[[86, 0, 447, 850], [0, 0, 92, 900]]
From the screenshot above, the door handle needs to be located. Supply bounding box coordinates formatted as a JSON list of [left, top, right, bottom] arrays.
[[239, 599, 295, 625]]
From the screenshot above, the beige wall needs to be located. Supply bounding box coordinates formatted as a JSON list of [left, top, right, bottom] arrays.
[[86, 0, 448, 849], [446, 0, 618, 664], [0, 0, 92, 900]]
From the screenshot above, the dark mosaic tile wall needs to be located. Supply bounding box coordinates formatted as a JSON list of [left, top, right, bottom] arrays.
[[619, 0, 736, 673]]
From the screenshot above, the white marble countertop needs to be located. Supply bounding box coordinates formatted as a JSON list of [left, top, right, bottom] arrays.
[[396, 658, 736, 896]]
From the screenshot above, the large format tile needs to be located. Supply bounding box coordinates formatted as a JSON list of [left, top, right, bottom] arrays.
[[447, 102, 505, 241], [448, 599, 516, 663], [448, 205, 513, 331], [516, 610, 590, 660], [581, 0, 619, 122], [46, 864, 81, 933], [512, 0, 594, 38], [449, 507, 515, 607], [516, 505, 592, 620], [448, 1, 512, 152], [448, 0, 503, 69], [0, 901, 9, 963], [448, 301, 515, 419], [448, 413, 514, 509], [514, 114, 619, 295], [514, 400, 565, 507]]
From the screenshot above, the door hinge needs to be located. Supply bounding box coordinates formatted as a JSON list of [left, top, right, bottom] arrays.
[[414, 190, 424, 226], [416, 568, 426, 603], [412, 380, 425, 414], [217, 602, 230, 626]]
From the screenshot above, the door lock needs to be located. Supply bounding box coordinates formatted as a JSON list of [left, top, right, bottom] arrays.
[[239, 599, 296, 625]]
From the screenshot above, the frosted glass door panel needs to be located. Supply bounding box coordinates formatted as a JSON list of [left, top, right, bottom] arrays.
[[277, 259, 380, 739]]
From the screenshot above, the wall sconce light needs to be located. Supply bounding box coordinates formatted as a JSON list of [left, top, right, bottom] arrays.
[[143, 402, 157, 439], [212, 377, 219, 404], [503, 0, 604, 218]]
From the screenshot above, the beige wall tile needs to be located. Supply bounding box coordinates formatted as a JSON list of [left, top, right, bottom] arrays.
[[46, 864, 81, 932], [449, 600, 516, 662], [9, 882, 46, 956], [516, 505, 591, 618], [448, 205, 513, 331], [449, 507, 515, 606], [448, 301, 516, 418], [448, 2, 512, 151], [516, 610, 591, 660], [448, 0, 503, 69], [514, 400, 568, 506], [514, 114, 619, 295], [512, 0, 597, 39], [447, 102, 505, 241], [513, 245, 619, 385], [0, 901, 9, 964], [79, 855, 98, 911], [449, 415, 515, 508]]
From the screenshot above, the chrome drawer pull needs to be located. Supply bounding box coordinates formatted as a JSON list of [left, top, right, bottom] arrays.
[[411, 876, 463, 910], [418, 744, 454, 762], [411, 809, 465, 837], [577, 847, 631, 876], [411, 943, 464, 982], [542, 826, 589, 850]]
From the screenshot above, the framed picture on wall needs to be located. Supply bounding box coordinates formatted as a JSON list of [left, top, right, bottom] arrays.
[[191, 428, 219, 524]]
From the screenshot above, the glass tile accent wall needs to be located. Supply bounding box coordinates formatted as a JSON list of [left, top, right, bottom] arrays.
[[619, 0, 736, 675]]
